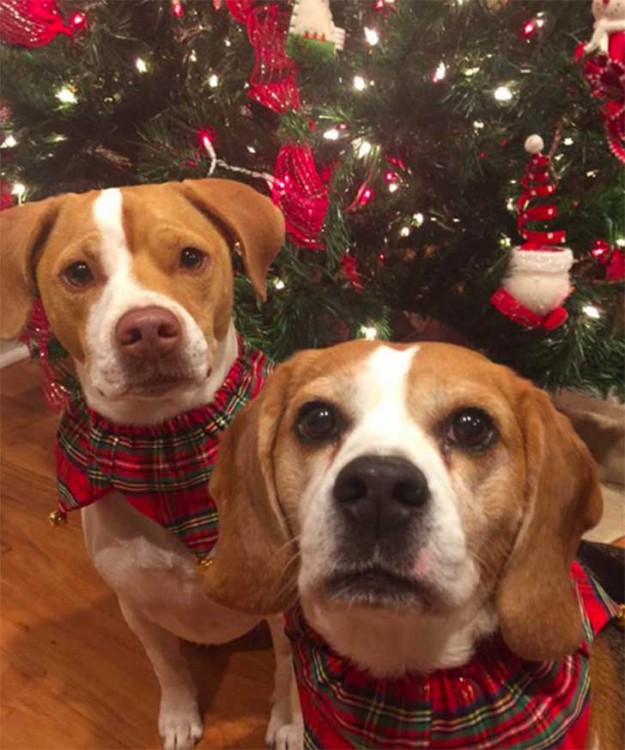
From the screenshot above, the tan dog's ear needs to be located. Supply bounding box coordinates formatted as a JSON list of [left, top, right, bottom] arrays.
[[181, 179, 284, 300], [0, 198, 59, 340], [497, 385, 602, 662], [202, 362, 298, 615]]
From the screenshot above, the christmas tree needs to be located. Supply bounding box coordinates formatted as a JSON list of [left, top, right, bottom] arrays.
[[1, 0, 623, 398]]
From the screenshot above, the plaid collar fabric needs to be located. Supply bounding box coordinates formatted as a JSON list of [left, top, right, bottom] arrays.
[[285, 562, 618, 750], [55, 338, 272, 558]]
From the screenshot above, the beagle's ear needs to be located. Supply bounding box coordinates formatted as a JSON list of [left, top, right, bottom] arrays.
[[202, 362, 298, 615], [497, 385, 602, 662], [0, 198, 59, 340], [181, 178, 285, 300]]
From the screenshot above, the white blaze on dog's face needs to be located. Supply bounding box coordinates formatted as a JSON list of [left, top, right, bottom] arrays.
[[0, 180, 284, 422], [206, 340, 602, 676]]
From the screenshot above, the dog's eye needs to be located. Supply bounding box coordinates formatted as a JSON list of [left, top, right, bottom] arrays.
[[447, 408, 497, 452], [295, 401, 341, 443], [63, 261, 94, 288], [179, 247, 206, 272]]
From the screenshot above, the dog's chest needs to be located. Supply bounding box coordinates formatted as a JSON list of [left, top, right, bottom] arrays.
[[56, 341, 272, 558]]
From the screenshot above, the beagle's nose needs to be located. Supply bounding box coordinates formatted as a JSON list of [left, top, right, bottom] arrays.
[[115, 306, 181, 358], [333, 455, 429, 532]]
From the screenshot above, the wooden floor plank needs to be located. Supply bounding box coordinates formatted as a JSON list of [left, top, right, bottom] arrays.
[[0, 360, 273, 750]]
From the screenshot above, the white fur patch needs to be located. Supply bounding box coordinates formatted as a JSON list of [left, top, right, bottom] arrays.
[[297, 345, 484, 675], [78, 189, 235, 425]]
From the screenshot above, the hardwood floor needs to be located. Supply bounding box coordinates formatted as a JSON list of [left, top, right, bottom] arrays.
[[0, 359, 274, 750]]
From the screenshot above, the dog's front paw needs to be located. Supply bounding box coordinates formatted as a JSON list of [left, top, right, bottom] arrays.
[[266, 712, 303, 750], [158, 691, 203, 750]]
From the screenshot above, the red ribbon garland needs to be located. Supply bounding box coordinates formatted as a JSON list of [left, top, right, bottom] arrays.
[[581, 53, 625, 166], [0, 0, 72, 47], [225, 0, 300, 114], [226, 1, 328, 249], [272, 143, 329, 250], [517, 153, 566, 250]]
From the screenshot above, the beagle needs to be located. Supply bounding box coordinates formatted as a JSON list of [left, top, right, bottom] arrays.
[[0, 180, 302, 750], [203, 340, 624, 749]]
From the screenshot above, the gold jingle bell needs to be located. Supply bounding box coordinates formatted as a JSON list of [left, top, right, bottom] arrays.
[[48, 509, 67, 527], [197, 556, 213, 572]]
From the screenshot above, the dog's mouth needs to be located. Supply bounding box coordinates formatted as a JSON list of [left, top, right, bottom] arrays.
[[126, 376, 196, 397], [322, 564, 434, 610]]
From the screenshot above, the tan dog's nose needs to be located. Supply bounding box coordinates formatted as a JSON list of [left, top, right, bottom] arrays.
[[115, 306, 181, 359]]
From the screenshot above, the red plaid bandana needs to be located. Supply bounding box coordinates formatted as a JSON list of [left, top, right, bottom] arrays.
[[55, 338, 272, 558], [286, 562, 618, 749]]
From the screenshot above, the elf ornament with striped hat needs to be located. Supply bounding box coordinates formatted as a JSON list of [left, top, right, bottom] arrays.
[[491, 134, 574, 330]]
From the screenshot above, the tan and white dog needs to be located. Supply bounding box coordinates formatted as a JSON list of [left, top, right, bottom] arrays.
[[0, 180, 302, 750], [203, 340, 624, 749]]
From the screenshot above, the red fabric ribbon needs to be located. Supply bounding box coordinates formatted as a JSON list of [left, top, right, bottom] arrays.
[[582, 53, 625, 165], [491, 288, 568, 330], [0, 0, 72, 47], [272, 143, 328, 249], [340, 254, 364, 292], [592, 239, 625, 281], [19, 299, 74, 410], [225, 0, 300, 114], [517, 153, 566, 249]]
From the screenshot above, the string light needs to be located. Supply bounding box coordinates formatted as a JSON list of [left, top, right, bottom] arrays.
[[247, 145, 257, 153], [432, 62, 447, 82], [353, 75, 367, 91], [473, 120, 485, 131], [364, 27, 379, 46], [400, 227, 411, 237], [2, 134, 17, 148], [463, 66, 480, 76], [135, 57, 148, 73], [56, 86, 77, 104], [563, 137, 574, 146], [522, 20, 537, 37], [70, 12, 86, 30], [616, 238, 625, 248], [359, 325, 378, 340], [171, 0, 184, 17], [499, 234, 512, 248], [413, 212, 425, 226], [190, 50, 198, 62], [355, 139, 372, 158], [583, 305, 601, 319], [388, 183, 399, 193], [11, 183, 26, 203], [273, 278, 286, 290], [208, 74, 219, 88], [493, 85, 513, 102], [323, 128, 340, 140]]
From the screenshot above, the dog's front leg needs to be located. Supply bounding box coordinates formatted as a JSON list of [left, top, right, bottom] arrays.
[[266, 616, 303, 750], [119, 599, 203, 750]]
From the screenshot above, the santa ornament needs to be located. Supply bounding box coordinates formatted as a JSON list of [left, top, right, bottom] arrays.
[[585, 0, 625, 64], [287, 0, 345, 59], [491, 135, 574, 331]]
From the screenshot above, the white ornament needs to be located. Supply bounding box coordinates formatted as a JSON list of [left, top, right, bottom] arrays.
[[585, 0, 625, 55], [288, 0, 345, 55], [503, 248, 574, 316], [524, 134, 544, 155]]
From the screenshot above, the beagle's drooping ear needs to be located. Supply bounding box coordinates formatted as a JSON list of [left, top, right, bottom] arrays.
[[181, 179, 285, 300], [0, 197, 59, 340], [202, 361, 298, 615], [497, 385, 603, 662]]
